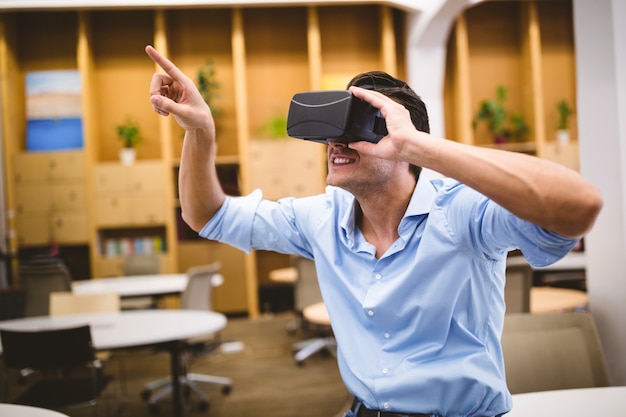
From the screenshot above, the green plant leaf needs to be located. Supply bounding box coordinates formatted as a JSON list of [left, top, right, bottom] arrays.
[[115, 117, 141, 148]]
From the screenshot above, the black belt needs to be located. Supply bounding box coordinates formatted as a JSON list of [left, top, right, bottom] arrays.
[[351, 399, 431, 417]]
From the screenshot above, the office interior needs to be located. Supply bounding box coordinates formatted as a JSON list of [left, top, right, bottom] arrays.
[[0, 0, 624, 401]]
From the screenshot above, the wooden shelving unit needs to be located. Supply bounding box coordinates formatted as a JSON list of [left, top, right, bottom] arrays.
[[0, 4, 405, 317], [444, 1, 578, 170]]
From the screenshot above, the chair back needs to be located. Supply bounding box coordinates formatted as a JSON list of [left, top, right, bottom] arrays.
[[50, 292, 121, 316], [293, 256, 323, 312], [123, 254, 161, 276], [19, 259, 72, 317], [504, 263, 532, 314], [502, 312, 609, 394], [0, 325, 95, 370], [180, 262, 223, 311]]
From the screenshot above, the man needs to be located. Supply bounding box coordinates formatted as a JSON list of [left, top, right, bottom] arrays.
[[146, 45, 602, 417]]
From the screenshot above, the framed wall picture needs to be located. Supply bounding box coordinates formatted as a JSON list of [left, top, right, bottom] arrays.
[[25, 70, 83, 151]]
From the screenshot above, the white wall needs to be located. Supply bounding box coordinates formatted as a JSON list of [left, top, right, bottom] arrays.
[[574, 0, 626, 385]]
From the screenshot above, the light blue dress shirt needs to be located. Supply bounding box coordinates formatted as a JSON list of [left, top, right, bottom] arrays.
[[200, 176, 578, 417]]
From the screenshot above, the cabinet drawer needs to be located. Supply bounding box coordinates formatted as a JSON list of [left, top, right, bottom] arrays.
[[94, 197, 133, 226], [93, 164, 132, 194], [14, 183, 51, 214], [13, 151, 84, 182], [13, 153, 49, 183], [48, 151, 85, 180], [130, 162, 166, 195], [15, 214, 51, 246], [51, 183, 86, 211], [131, 196, 167, 224], [51, 212, 89, 244]]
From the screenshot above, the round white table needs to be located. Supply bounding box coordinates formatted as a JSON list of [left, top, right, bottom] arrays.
[[0, 404, 69, 417], [302, 301, 330, 325], [0, 310, 226, 417], [508, 386, 626, 416], [530, 286, 589, 313], [72, 273, 188, 298]]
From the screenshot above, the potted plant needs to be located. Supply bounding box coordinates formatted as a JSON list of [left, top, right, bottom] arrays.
[[473, 85, 529, 144], [556, 100, 573, 144], [197, 59, 220, 117], [258, 114, 288, 139], [115, 117, 140, 165]]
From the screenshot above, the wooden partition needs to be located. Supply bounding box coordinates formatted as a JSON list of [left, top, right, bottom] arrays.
[[0, 4, 403, 316]]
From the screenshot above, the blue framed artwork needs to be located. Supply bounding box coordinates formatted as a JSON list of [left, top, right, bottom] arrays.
[[25, 70, 84, 151]]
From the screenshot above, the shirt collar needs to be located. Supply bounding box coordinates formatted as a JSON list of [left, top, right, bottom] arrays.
[[405, 173, 439, 217], [338, 171, 440, 241]]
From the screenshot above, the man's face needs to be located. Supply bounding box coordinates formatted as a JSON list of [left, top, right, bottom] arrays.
[[326, 141, 399, 195]]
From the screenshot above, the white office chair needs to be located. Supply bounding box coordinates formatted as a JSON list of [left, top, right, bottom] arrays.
[[141, 262, 232, 413], [288, 257, 337, 366], [294, 301, 337, 366], [120, 254, 161, 309], [504, 262, 532, 314]]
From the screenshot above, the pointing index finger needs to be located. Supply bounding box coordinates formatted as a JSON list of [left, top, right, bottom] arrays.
[[145, 45, 186, 82]]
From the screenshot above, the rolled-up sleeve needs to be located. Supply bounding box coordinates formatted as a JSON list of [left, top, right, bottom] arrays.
[[199, 189, 263, 253], [437, 179, 580, 267], [198, 189, 320, 256]]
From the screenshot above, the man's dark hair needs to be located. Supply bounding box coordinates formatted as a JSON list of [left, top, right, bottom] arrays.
[[347, 71, 429, 179]]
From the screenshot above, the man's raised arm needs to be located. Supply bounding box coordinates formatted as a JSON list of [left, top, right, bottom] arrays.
[[146, 45, 225, 231], [350, 86, 603, 238]]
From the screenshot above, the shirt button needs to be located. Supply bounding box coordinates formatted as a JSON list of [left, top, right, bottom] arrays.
[[384, 332, 390, 339], [367, 310, 374, 316], [383, 402, 391, 409], [375, 273, 382, 280], [382, 368, 389, 374]]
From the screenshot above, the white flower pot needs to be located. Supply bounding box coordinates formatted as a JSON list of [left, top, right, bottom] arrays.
[[119, 147, 136, 165], [557, 129, 570, 145]]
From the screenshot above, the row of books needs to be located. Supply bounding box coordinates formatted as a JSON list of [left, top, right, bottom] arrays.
[[103, 236, 165, 258]]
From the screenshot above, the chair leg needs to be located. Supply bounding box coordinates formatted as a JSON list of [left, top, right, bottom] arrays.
[[294, 337, 337, 365], [144, 374, 232, 409], [187, 373, 232, 387], [142, 376, 172, 393]]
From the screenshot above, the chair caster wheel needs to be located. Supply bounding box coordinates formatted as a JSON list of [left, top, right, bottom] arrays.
[[222, 385, 232, 395], [197, 401, 210, 412], [295, 360, 305, 367], [141, 389, 151, 401]]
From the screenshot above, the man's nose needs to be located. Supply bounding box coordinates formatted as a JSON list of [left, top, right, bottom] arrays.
[[328, 141, 347, 149]]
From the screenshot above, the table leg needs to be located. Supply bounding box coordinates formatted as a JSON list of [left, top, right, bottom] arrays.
[[169, 341, 188, 417]]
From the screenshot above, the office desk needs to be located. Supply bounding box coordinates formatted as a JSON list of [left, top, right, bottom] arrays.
[[0, 310, 226, 417], [508, 386, 626, 416], [0, 404, 69, 417], [72, 274, 188, 298]]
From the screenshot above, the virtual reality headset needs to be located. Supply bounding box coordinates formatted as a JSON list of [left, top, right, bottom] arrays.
[[286, 90, 388, 144]]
